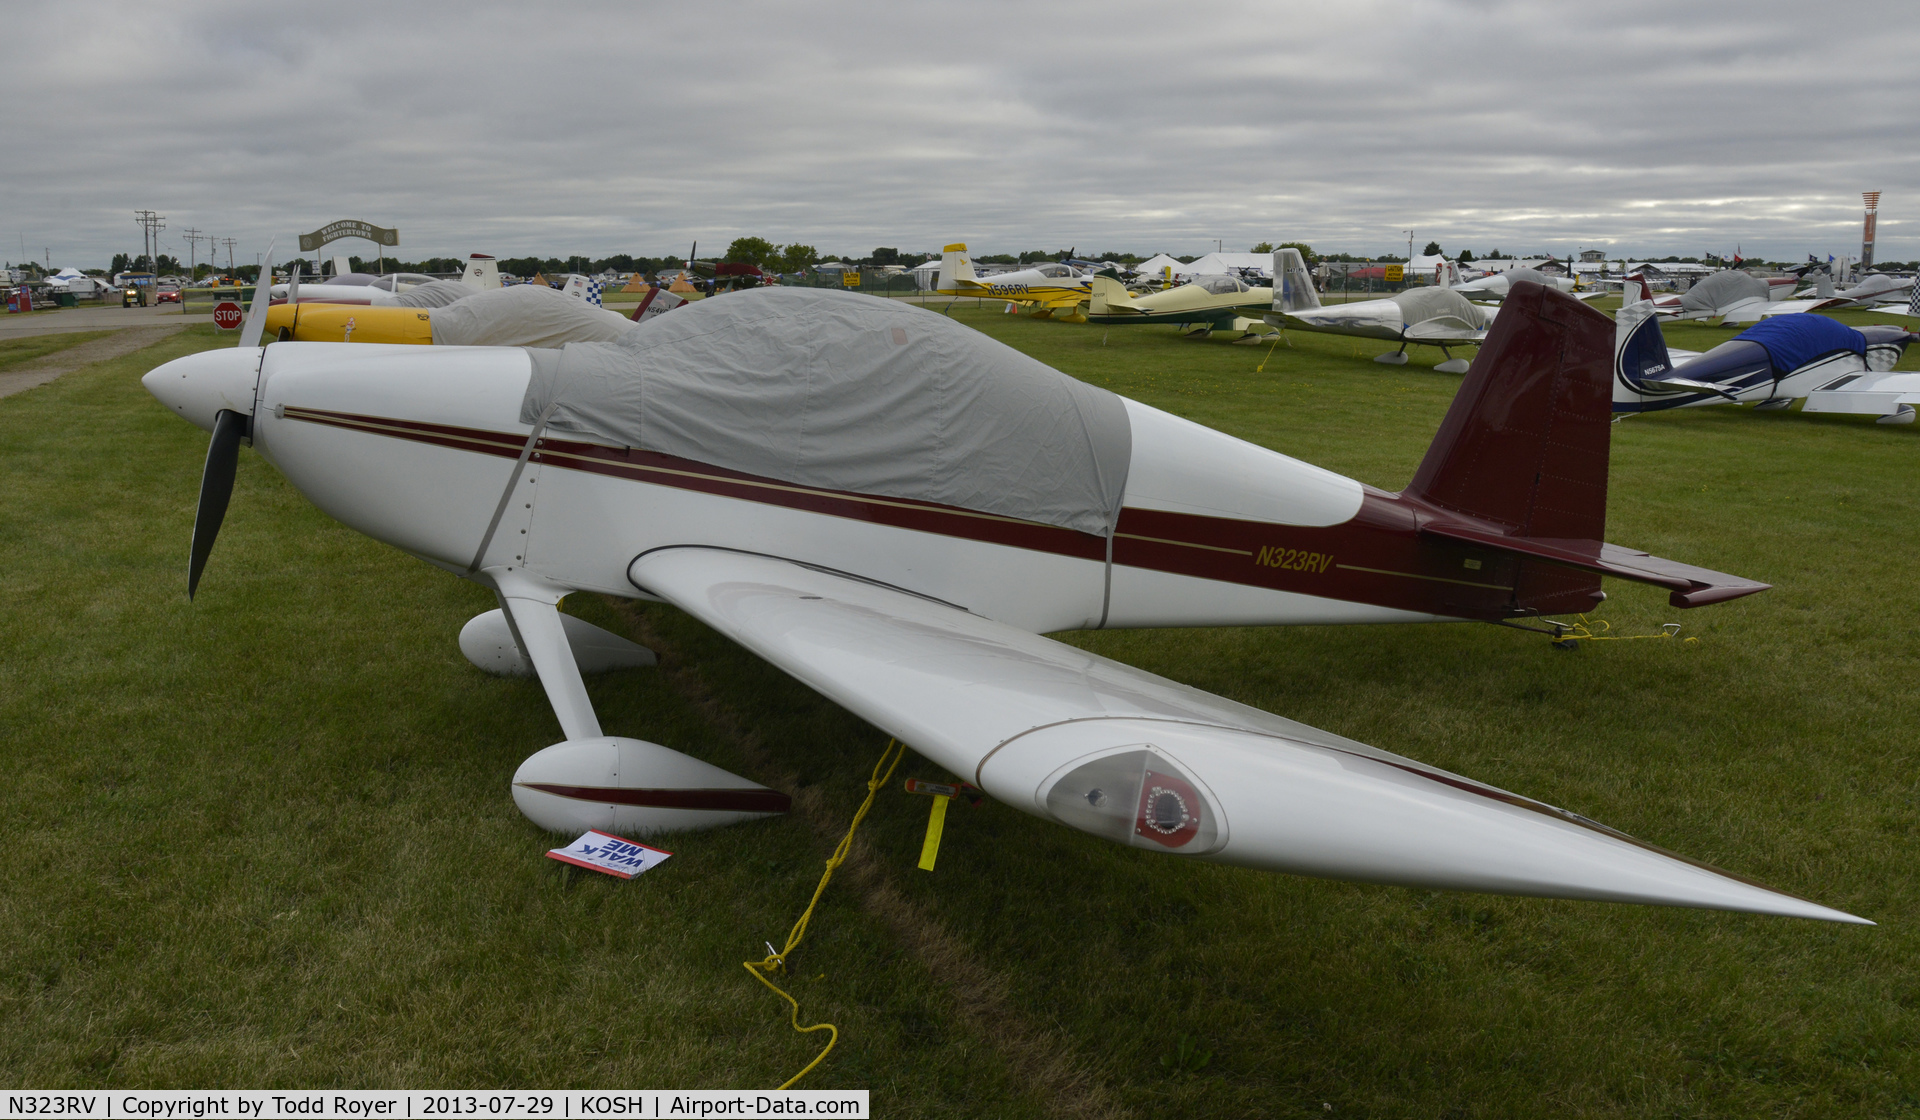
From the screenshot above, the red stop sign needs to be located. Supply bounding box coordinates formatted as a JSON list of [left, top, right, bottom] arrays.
[[212, 300, 245, 331]]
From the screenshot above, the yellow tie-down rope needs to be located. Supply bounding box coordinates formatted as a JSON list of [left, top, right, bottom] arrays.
[[1551, 614, 1697, 649], [743, 738, 907, 1089]]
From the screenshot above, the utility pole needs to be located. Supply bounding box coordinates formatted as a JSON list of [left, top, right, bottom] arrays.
[[182, 227, 203, 280], [1405, 229, 1414, 263], [134, 210, 166, 278], [220, 237, 237, 274]]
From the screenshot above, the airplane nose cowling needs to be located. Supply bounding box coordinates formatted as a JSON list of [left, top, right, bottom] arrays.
[[142, 347, 263, 433]]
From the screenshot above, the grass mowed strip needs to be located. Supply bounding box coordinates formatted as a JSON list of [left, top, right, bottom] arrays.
[[0, 330, 116, 374], [2, 311, 1915, 1115]]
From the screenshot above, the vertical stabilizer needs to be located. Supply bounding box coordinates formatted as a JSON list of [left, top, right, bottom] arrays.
[[938, 243, 977, 290], [1405, 283, 1614, 541], [1087, 275, 1131, 316], [1611, 297, 1676, 409], [1272, 248, 1321, 312], [463, 254, 501, 290]]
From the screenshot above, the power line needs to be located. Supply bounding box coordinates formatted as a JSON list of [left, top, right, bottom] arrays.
[[181, 227, 204, 279], [134, 209, 166, 275]]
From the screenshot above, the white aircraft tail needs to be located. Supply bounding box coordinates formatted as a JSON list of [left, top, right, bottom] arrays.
[[1815, 270, 1836, 299], [560, 274, 591, 299], [462, 254, 500, 290], [1087, 275, 1131, 316], [330, 255, 352, 279], [1272, 248, 1321, 312], [937, 243, 977, 290], [1624, 273, 1655, 303]]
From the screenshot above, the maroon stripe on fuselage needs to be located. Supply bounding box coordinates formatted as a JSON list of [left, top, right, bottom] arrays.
[[281, 407, 1584, 619], [519, 783, 792, 813]]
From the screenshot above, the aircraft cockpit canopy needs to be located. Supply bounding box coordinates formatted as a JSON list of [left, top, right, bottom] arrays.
[[521, 288, 1132, 537], [1193, 274, 1251, 295], [1031, 262, 1078, 278]]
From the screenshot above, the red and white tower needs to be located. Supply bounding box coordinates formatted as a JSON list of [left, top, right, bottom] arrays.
[[1861, 191, 1881, 270]]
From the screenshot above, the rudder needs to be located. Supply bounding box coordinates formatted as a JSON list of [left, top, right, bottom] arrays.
[[1272, 248, 1321, 312], [937, 243, 977, 290], [1404, 282, 1615, 541]]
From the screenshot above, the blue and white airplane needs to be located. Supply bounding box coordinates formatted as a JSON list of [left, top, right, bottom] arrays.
[[1613, 298, 1916, 423]]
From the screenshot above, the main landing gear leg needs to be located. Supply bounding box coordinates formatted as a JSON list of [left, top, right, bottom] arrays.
[[486, 567, 602, 740], [1434, 345, 1472, 374]]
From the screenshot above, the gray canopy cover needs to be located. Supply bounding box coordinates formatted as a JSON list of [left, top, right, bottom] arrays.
[[519, 287, 1131, 537], [1681, 270, 1767, 314], [390, 279, 478, 308], [432, 285, 636, 348]]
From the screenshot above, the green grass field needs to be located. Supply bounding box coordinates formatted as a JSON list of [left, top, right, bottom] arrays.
[[1, 309, 1916, 1116]]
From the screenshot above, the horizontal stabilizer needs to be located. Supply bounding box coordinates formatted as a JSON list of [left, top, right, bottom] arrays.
[[1404, 321, 1490, 342], [1640, 375, 1741, 401], [1420, 522, 1771, 608]]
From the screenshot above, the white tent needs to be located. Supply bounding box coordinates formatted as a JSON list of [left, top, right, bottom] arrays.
[[1133, 253, 1185, 279], [910, 259, 943, 291], [1179, 253, 1273, 279]]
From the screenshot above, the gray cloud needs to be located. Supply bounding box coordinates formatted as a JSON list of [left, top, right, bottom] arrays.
[[4, 0, 1915, 269]]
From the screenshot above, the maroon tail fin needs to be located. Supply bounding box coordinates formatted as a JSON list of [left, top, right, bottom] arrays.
[[1405, 281, 1615, 540]]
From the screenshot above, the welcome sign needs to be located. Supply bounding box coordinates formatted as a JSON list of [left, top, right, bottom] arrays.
[[299, 220, 400, 252]]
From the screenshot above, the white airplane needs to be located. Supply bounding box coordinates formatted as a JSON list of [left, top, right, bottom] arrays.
[[270, 254, 502, 305], [933, 244, 1093, 318], [139, 276, 1868, 926], [1453, 266, 1597, 302], [1265, 249, 1493, 373], [1613, 297, 1915, 421]]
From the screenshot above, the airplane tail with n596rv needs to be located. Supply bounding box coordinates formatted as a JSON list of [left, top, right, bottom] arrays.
[[141, 275, 1866, 925], [933, 243, 1093, 318]]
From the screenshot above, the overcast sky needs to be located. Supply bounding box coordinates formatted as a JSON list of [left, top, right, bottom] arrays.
[[6, 1, 1915, 270]]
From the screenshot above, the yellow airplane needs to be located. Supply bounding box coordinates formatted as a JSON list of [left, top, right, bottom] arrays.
[[1086, 273, 1276, 340], [932, 243, 1093, 320]]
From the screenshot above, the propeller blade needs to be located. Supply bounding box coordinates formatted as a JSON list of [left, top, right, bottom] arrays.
[[188, 409, 249, 599], [238, 239, 276, 349], [284, 263, 301, 341]]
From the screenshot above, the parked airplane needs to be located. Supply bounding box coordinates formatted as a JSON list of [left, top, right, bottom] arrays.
[[1085, 273, 1274, 340], [270, 253, 501, 306], [138, 279, 1867, 925], [1454, 266, 1598, 302], [1613, 298, 1914, 421], [1265, 248, 1493, 372], [933, 243, 1092, 318], [264, 270, 660, 347]]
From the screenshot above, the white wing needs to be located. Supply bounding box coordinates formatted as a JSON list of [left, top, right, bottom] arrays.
[[629, 547, 1863, 922]]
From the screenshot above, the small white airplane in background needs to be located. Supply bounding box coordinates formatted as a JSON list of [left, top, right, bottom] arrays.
[[271, 254, 502, 306], [1265, 248, 1493, 372], [136, 265, 1869, 927], [1454, 266, 1598, 302]]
